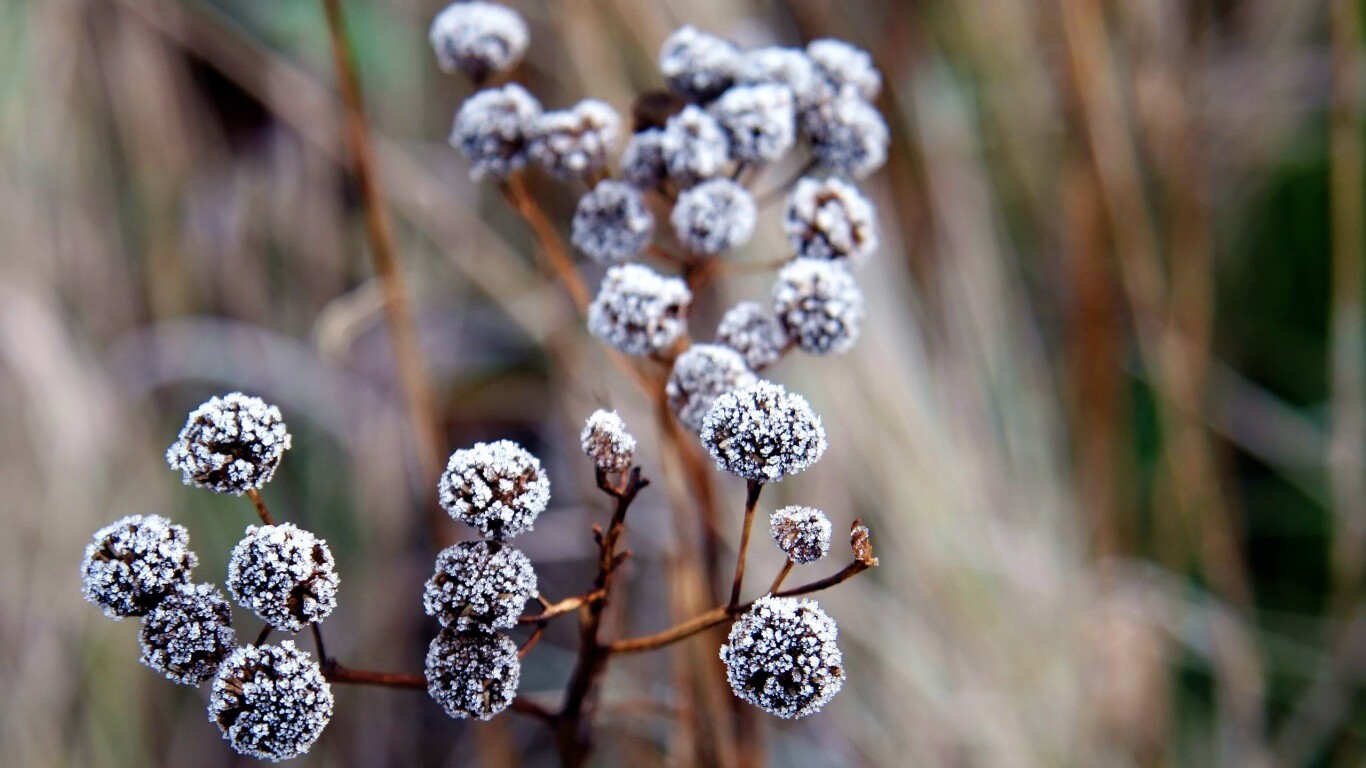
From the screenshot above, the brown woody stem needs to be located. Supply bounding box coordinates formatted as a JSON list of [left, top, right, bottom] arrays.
[[769, 561, 794, 594], [729, 481, 764, 607], [244, 489, 275, 526]]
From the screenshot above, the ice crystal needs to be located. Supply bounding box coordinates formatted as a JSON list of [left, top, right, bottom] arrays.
[[769, 506, 833, 564], [716, 301, 790, 371], [451, 84, 542, 180], [659, 25, 741, 102], [209, 641, 333, 762], [661, 105, 731, 188], [587, 264, 692, 356], [720, 595, 845, 719], [709, 84, 797, 163], [429, 1, 529, 81], [738, 46, 828, 111], [439, 440, 550, 540], [227, 523, 339, 633], [773, 259, 865, 354], [802, 90, 888, 179], [426, 629, 521, 720], [784, 177, 878, 264], [139, 582, 236, 686], [620, 128, 668, 189], [806, 39, 882, 101], [700, 380, 827, 482], [580, 409, 636, 473], [424, 541, 537, 633], [571, 180, 654, 264], [666, 344, 757, 433], [529, 99, 620, 180], [671, 178, 756, 255], [81, 514, 197, 620], [166, 392, 291, 496]]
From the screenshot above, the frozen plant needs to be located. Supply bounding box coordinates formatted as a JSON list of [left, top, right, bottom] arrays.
[[209, 641, 334, 762], [770, 506, 833, 564], [784, 176, 879, 264], [580, 409, 636, 474], [529, 99, 620, 180], [166, 392, 291, 496], [802, 89, 889, 179], [425, 629, 521, 720], [429, 1, 529, 81], [716, 301, 791, 371], [572, 180, 654, 264], [700, 380, 828, 482], [227, 523, 340, 633], [80, 514, 197, 620], [671, 178, 757, 255], [451, 84, 543, 180], [659, 25, 742, 101], [806, 38, 882, 100], [138, 582, 236, 686], [773, 258, 866, 354], [720, 595, 846, 719], [738, 46, 828, 111], [666, 343, 758, 433], [661, 105, 732, 187], [620, 128, 669, 189], [709, 84, 797, 163], [423, 541, 538, 633], [587, 263, 692, 356], [439, 440, 551, 540]]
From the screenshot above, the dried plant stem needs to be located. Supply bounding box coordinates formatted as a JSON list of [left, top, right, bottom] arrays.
[[244, 489, 275, 525], [254, 624, 272, 646], [519, 589, 606, 623], [729, 481, 764, 607], [324, 663, 425, 690], [768, 561, 794, 594], [501, 175, 592, 314]]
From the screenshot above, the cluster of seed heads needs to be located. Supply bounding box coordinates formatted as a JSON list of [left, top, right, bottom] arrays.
[[228, 523, 340, 633], [438, 439, 550, 540], [769, 506, 833, 564], [720, 595, 846, 719], [166, 392, 291, 495], [424, 540, 538, 633], [580, 409, 637, 474]]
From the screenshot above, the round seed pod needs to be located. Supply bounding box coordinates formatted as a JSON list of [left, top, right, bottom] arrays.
[[700, 380, 827, 483], [227, 524, 339, 633], [806, 39, 882, 101], [738, 46, 828, 111], [571, 180, 654, 264], [139, 582, 237, 686], [661, 105, 731, 188], [772, 259, 865, 355], [720, 595, 845, 719], [671, 178, 756, 256], [451, 84, 542, 180], [716, 301, 790, 372], [620, 128, 668, 190], [428, 1, 529, 81], [166, 392, 291, 496], [769, 506, 833, 564], [80, 514, 197, 620], [580, 409, 636, 474], [438, 440, 550, 540], [802, 90, 888, 180], [587, 264, 692, 356], [784, 177, 878, 264], [209, 641, 333, 762], [529, 99, 620, 180], [425, 629, 521, 721], [709, 84, 797, 163], [666, 344, 757, 433], [659, 25, 741, 102], [423, 541, 537, 633]]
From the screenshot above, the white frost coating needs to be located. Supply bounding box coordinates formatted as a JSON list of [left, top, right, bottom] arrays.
[[738, 46, 828, 111], [429, 1, 529, 79], [772, 258, 865, 354], [806, 38, 882, 101], [209, 641, 333, 762], [719, 595, 845, 719], [439, 440, 550, 539], [666, 344, 757, 433], [659, 25, 741, 101], [784, 177, 879, 264], [81, 514, 197, 620], [227, 523, 339, 633], [571, 180, 654, 264], [661, 105, 731, 188], [580, 409, 636, 473], [166, 392, 291, 495], [709, 84, 797, 163], [671, 178, 756, 255], [587, 264, 692, 356], [769, 506, 833, 564], [424, 541, 537, 633], [801, 90, 888, 179], [451, 84, 542, 180], [716, 301, 790, 371], [621, 128, 668, 189], [700, 380, 827, 482], [139, 582, 236, 686], [529, 99, 620, 180], [426, 629, 521, 720]]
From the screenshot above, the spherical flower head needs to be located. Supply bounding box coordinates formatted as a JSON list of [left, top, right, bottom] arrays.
[[587, 264, 692, 356], [621, 128, 668, 189], [772, 259, 865, 354], [429, 1, 529, 81], [716, 301, 790, 371], [423, 541, 537, 633], [166, 392, 291, 495], [571, 180, 654, 264], [784, 177, 879, 264], [451, 84, 543, 180], [425, 629, 521, 720], [720, 595, 845, 719], [439, 440, 550, 539], [769, 506, 833, 564], [671, 178, 756, 256], [662, 105, 731, 188], [81, 514, 197, 620], [580, 409, 636, 473], [666, 344, 757, 433], [659, 25, 741, 102], [210, 641, 333, 762], [806, 39, 882, 101], [802, 91, 888, 179], [227, 523, 339, 633], [139, 582, 236, 686], [709, 84, 797, 163], [738, 46, 828, 111], [529, 99, 620, 180], [700, 380, 827, 482]]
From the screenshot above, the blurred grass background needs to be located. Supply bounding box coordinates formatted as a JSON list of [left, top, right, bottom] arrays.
[[1, 0, 1362, 765]]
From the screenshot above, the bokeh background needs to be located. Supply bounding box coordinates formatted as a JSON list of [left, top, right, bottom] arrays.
[[1, 0, 1362, 765]]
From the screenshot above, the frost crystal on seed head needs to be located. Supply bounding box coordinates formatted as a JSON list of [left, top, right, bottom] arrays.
[[166, 392, 291, 495], [227, 523, 339, 633], [424, 541, 537, 633], [451, 84, 543, 180], [769, 506, 833, 564], [700, 380, 827, 482], [587, 264, 692, 356], [139, 582, 236, 686], [659, 25, 742, 102], [666, 344, 757, 433], [720, 595, 845, 719], [580, 409, 636, 473], [738, 46, 828, 111], [209, 641, 333, 762], [661, 105, 731, 188], [710, 84, 797, 163], [784, 177, 879, 264], [81, 514, 197, 620], [426, 629, 521, 720], [439, 440, 550, 540], [671, 178, 757, 256], [571, 180, 654, 264], [621, 128, 669, 189], [529, 99, 620, 180], [773, 258, 865, 354], [802, 90, 888, 179], [429, 1, 529, 80], [716, 301, 790, 371], [806, 39, 882, 101]]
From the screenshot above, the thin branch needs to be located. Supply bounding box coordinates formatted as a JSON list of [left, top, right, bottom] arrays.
[[768, 561, 794, 594], [729, 481, 764, 607], [520, 589, 606, 623], [244, 489, 275, 525], [500, 174, 591, 314], [520, 623, 548, 659], [311, 623, 329, 664], [324, 663, 426, 690], [254, 624, 272, 646]]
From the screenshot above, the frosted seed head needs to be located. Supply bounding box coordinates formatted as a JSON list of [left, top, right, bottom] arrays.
[[802, 91, 888, 179], [720, 595, 845, 719], [784, 177, 878, 264], [139, 582, 236, 686], [769, 506, 833, 564], [621, 128, 669, 189], [571, 181, 654, 264], [528, 99, 620, 180], [659, 25, 742, 102], [429, 1, 529, 80], [806, 39, 882, 101], [423, 541, 537, 633], [439, 440, 550, 540], [671, 178, 756, 256], [451, 84, 543, 180], [661, 105, 732, 188], [425, 629, 521, 720], [580, 409, 636, 473], [700, 380, 827, 482], [716, 301, 790, 371], [209, 641, 333, 762], [81, 514, 197, 620], [666, 344, 757, 433], [227, 523, 339, 633], [738, 46, 829, 111], [587, 264, 692, 356], [709, 84, 797, 163], [166, 392, 291, 495], [773, 259, 865, 354]]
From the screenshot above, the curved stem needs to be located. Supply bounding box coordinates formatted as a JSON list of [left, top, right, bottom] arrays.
[[244, 489, 275, 525], [500, 174, 591, 314], [520, 589, 606, 624], [768, 561, 794, 594], [729, 481, 764, 607]]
